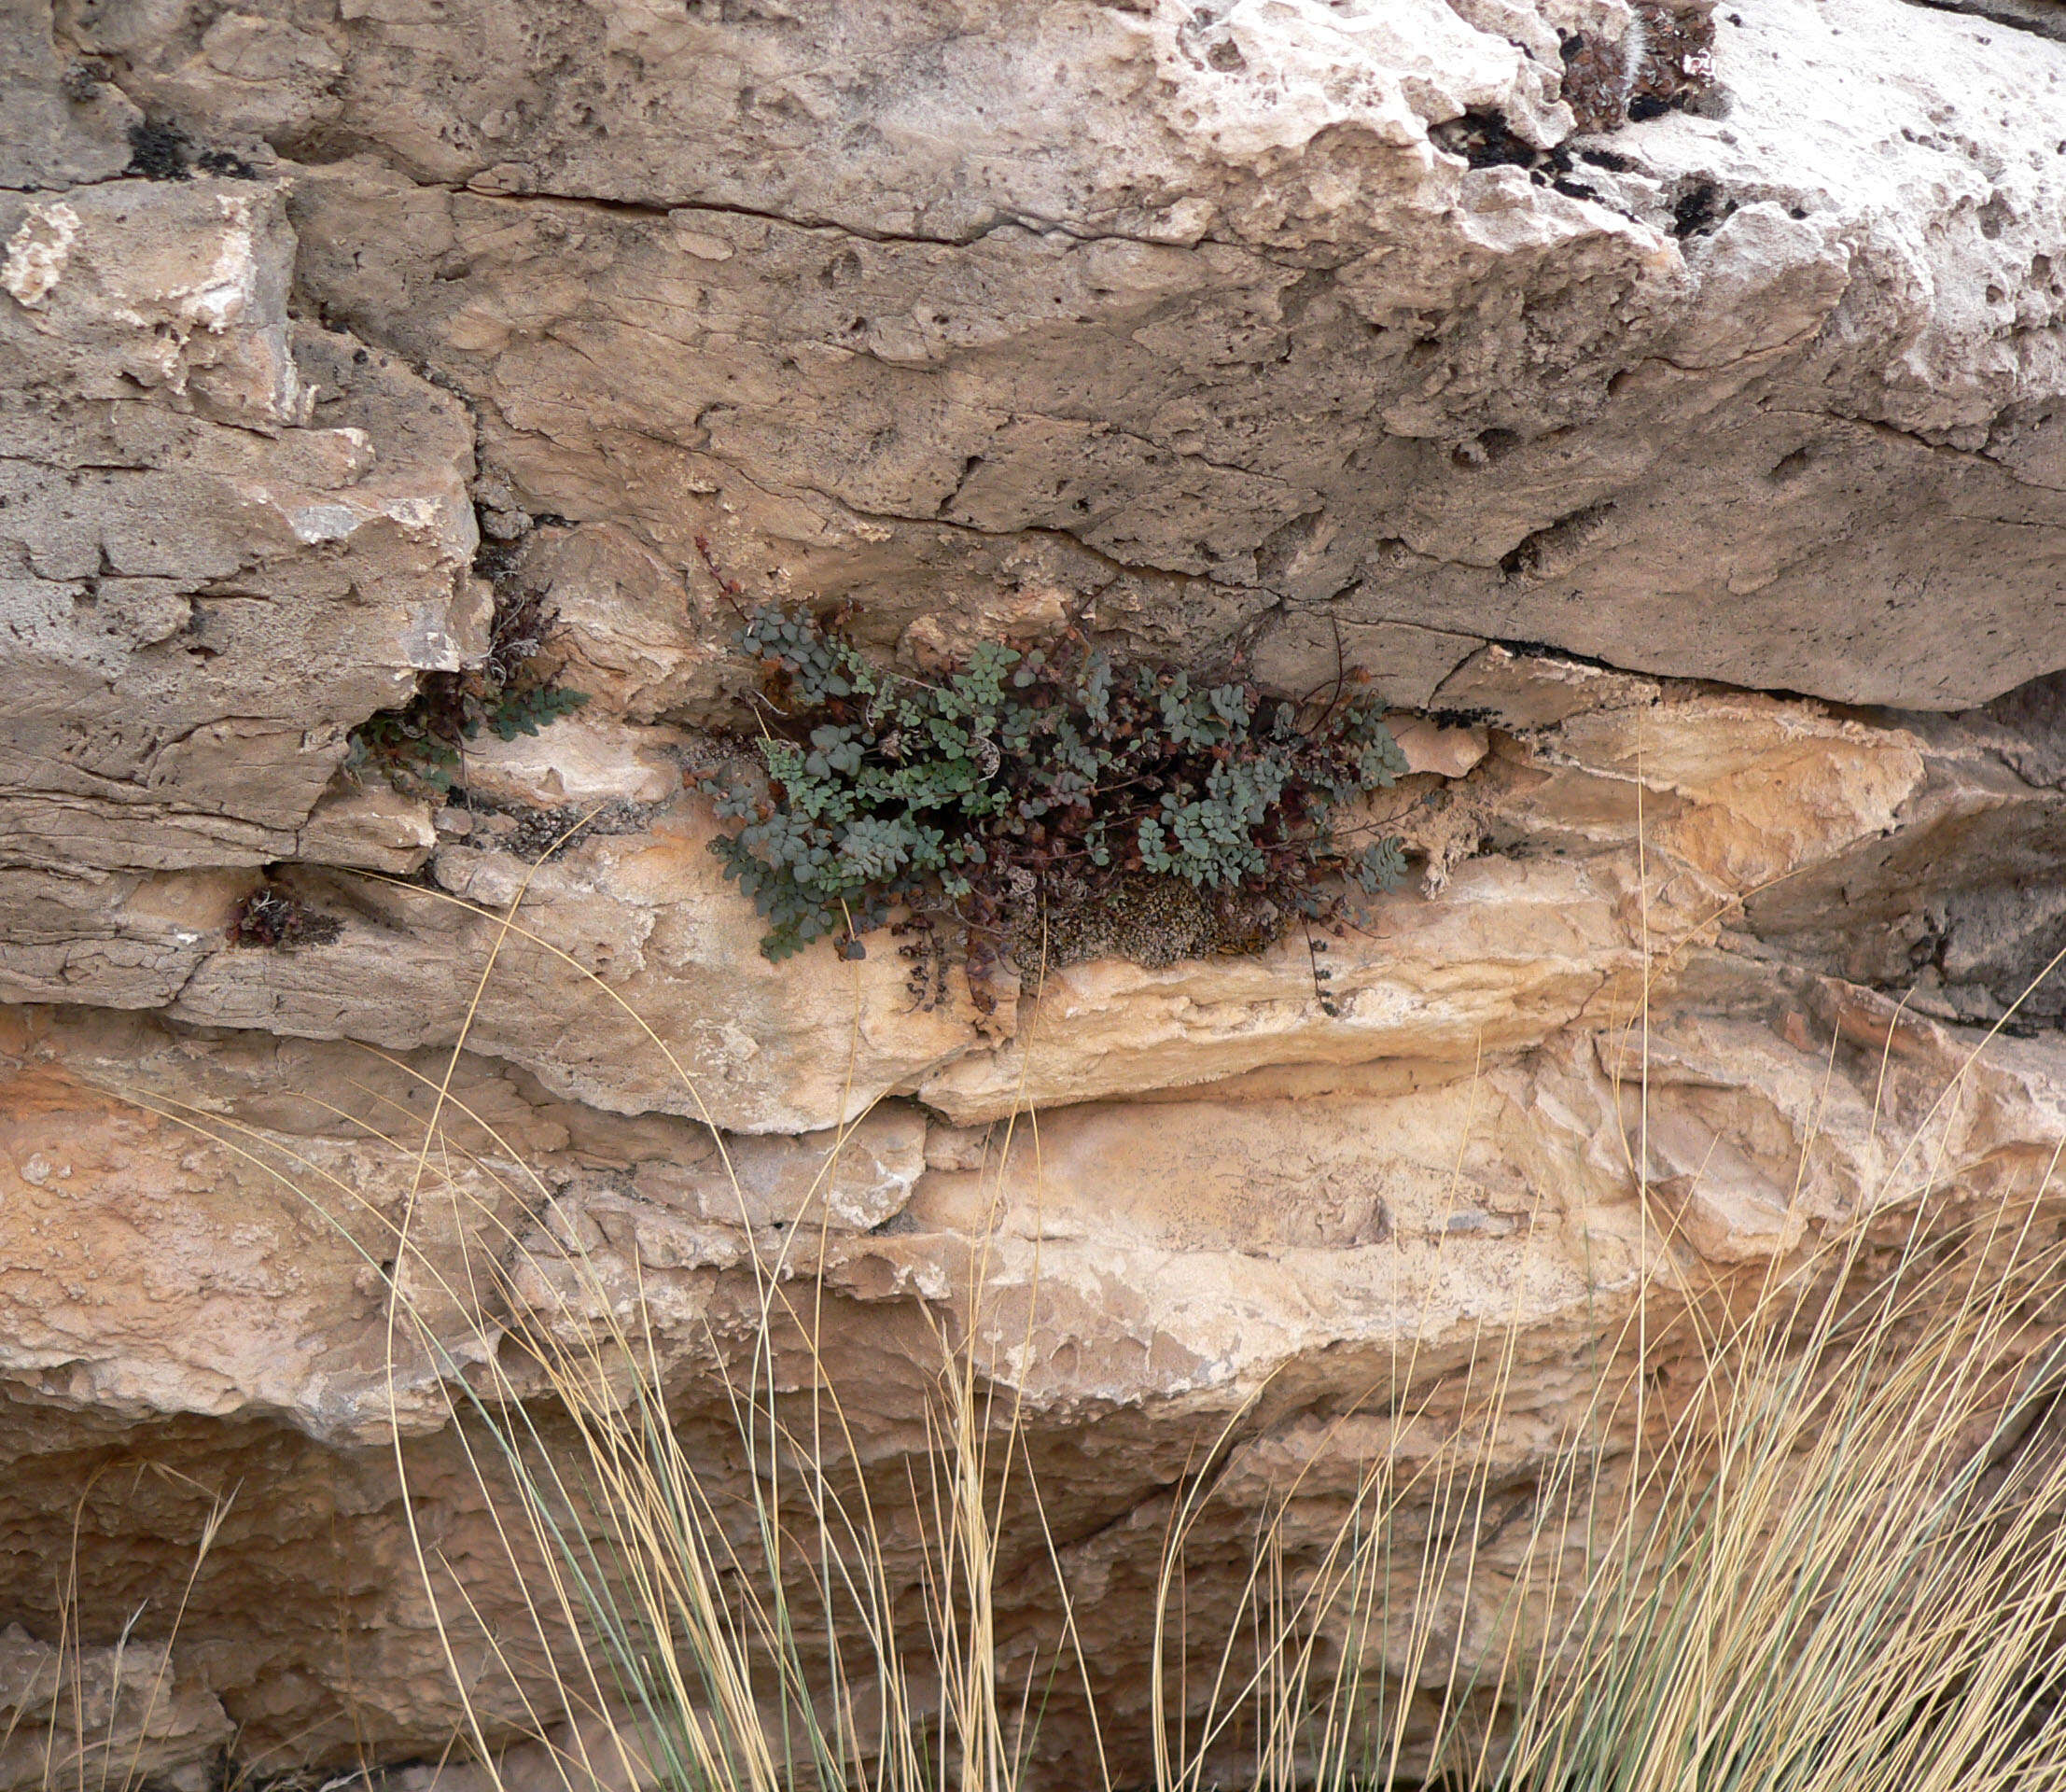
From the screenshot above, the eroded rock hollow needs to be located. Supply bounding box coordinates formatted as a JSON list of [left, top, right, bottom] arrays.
[[7, 0, 2066, 1784]]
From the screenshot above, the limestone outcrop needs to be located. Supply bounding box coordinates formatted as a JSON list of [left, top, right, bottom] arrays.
[[7, 0, 2066, 1784]]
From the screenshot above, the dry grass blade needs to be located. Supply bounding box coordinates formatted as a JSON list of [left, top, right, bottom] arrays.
[[0, 1477, 236, 1792]]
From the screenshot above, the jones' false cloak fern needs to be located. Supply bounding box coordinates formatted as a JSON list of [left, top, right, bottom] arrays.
[[699, 609, 1411, 965]]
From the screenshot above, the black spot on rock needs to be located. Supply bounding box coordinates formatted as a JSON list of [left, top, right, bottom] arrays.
[[125, 119, 190, 180], [195, 147, 258, 179], [1433, 110, 1541, 170], [1672, 182, 1732, 237]]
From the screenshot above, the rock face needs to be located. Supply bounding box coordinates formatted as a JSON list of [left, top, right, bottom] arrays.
[[7, 0, 2066, 1785]]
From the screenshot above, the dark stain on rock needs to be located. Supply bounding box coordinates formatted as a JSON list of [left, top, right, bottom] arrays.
[[125, 119, 191, 180], [1672, 180, 1733, 237], [1433, 110, 1541, 169]]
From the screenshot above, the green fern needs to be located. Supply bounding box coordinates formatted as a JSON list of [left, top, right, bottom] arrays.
[[486, 683, 590, 740], [703, 609, 1414, 965]]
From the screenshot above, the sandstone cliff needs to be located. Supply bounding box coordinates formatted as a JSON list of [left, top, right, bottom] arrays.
[[6, 0, 2066, 1785]]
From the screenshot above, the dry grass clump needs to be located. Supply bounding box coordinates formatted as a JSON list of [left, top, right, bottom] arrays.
[[147, 1086, 2066, 1792], [1137, 1193, 2066, 1792], [95, 862, 2066, 1792]]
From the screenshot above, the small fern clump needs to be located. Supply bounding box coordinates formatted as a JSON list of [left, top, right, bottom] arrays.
[[346, 584, 588, 798], [699, 609, 1411, 965], [484, 681, 589, 740]]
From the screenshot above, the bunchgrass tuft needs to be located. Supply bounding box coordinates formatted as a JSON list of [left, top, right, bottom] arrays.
[[99, 848, 2066, 1792]]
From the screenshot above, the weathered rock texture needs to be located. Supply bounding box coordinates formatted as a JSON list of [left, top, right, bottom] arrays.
[[7, 0, 2066, 1784]]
